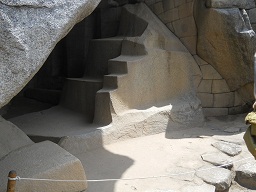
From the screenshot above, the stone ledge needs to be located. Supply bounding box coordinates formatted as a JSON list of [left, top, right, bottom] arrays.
[[0, 141, 87, 192]]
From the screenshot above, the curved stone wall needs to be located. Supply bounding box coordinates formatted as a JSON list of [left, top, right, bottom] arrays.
[[145, 0, 256, 116]]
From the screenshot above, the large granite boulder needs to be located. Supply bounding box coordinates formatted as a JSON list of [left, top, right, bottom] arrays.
[[0, 0, 101, 109], [194, 0, 256, 91]]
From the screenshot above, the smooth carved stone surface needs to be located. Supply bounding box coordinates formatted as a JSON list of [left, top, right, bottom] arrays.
[[206, 0, 255, 9], [196, 167, 233, 191], [0, 116, 33, 159], [194, 0, 256, 92], [235, 162, 256, 189], [0, 0, 101, 109], [0, 141, 87, 192], [212, 141, 242, 156]]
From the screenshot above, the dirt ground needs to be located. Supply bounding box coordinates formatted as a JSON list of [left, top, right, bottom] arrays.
[[75, 114, 256, 192]]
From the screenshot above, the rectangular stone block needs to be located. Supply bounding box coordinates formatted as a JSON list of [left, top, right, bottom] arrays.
[[234, 91, 243, 106], [248, 8, 256, 24], [178, 2, 194, 19], [213, 92, 235, 108], [162, 0, 175, 11], [203, 108, 228, 117], [164, 8, 179, 23], [193, 55, 208, 66], [166, 22, 175, 32], [174, 0, 186, 7], [145, 0, 156, 5], [197, 93, 213, 107], [153, 2, 164, 15], [172, 16, 197, 37], [198, 80, 212, 93], [0, 141, 87, 192], [200, 64, 222, 80], [180, 35, 197, 55], [212, 79, 230, 93]]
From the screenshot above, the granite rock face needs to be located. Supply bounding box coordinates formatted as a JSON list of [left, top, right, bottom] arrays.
[[194, 0, 256, 92], [0, 0, 101, 109], [206, 0, 255, 9]]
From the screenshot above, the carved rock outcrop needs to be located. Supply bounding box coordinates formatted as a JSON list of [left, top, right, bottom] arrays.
[[0, 0, 101, 108], [194, 0, 256, 92]]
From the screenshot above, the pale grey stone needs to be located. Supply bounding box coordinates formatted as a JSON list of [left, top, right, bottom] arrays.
[[0, 141, 87, 192], [172, 16, 197, 37], [212, 141, 242, 156], [0, 116, 33, 159], [235, 162, 256, 189], [194, 0, 256, 92], [180, 183, 215, 192], [206, 0, 256, 9], [0, 0, 101, 109], [196, 167, 233, 191], [201, 152, 233, 168]]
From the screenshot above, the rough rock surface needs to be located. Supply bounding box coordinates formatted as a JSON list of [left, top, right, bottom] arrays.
[[212, 141, 242, 156], [0, 116, 33, 159], [180, 183, 215, 192], [235, 162, 256, 189], [0, 141, 87, 192], [201, 152, 233, 168], [206, 0, 255, 9], [196, 167, 233, 191], [194, 0, 256, 92], [0, 0, 101, 109]]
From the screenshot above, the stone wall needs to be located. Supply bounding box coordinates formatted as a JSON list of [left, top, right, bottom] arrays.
[[144, 0, 255, 116]]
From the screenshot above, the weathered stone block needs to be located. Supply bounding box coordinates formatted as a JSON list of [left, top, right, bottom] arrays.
[[166, 23, 175, 32], [200, 65, 222, 80], [198, 80, 212, 93], [178, 2, 194, 19], [165, 8, 179, 23], [234, 91, 243, 106], [212, 79, 230, 93], [180, 36, 197, 55], [248, 8, 256, 24], [162, 0, 175, 11], [193, 55, 208, 66], [0, 116, 33, 159], [196, 167, 233, 191], [236, 162, 256, 189], [195, 1, 256, 91], [145, 0, 156, 6], [153, 1, 164, 15], [206, 0, 255, 9], [197, 93, 213, 107], [0, 141, 87, 192], [174, 0, 186, 7], [213, 92, 234, 107], [203, 108, 228, 116], [212, 141, 242, 156], [172, 16, 197, 37]]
